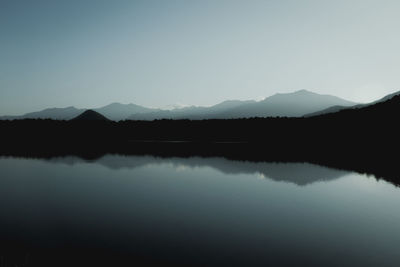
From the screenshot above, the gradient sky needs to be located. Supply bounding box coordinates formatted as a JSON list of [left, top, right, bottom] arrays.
[[1, 0, 400, 115]]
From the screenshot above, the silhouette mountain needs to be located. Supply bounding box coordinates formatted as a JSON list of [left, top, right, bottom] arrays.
[[318, 92, 400, 120], [72, 110, 110, 121], [305, 89, 400, 117], [128, 90, 356, 120]]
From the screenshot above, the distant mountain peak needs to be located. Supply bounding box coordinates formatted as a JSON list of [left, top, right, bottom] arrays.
[[102, 102, 140, 107], [269, 89, 315, 98], [104, 102, 128, 107], [281, 89, 318, 95], [294, 89, 312, 93], [72, 110, 110, 121]]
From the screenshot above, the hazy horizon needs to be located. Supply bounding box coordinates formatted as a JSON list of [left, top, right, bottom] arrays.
[[0, 88, 366, 117], [1, 0, 400, 115]]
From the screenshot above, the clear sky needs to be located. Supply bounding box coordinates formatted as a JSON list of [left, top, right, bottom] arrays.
[[1, 0, 399, 115]]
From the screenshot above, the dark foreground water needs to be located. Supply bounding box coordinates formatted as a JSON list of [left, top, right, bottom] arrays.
[[0, 155, 400, 267]]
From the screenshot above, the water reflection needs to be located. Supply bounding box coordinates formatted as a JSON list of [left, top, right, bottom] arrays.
[[0, 155, 399, 267], [45, 155, 351, 186]]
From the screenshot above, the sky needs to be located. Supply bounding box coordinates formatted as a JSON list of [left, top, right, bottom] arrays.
[[1, 0, 400, 115]]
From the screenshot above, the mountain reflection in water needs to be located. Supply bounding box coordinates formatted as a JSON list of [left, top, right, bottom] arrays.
[[0, 155, 399, 267]]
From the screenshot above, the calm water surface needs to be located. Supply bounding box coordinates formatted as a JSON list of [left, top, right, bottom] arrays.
[[0, 155, 399, 266]]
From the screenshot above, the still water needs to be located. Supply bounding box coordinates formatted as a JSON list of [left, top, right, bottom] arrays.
[[0, 155, 400, 266]]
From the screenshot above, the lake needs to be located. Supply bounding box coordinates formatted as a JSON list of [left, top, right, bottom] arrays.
[[0, 155, 400, 266]]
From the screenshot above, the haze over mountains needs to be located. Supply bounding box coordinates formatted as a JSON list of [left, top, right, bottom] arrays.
[[1, 90, 361, 121], [179, 89, 355, 120], [1, 106, 84, 120], [0, 104, 157, 121], [128, 99, 258, 120], [305, 90, 400, 117], [95, 103, 156, 121]]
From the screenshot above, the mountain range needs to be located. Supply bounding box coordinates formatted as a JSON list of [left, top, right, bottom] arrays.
[[1, 90, 362, 121], [128, 90, 358, 120]]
